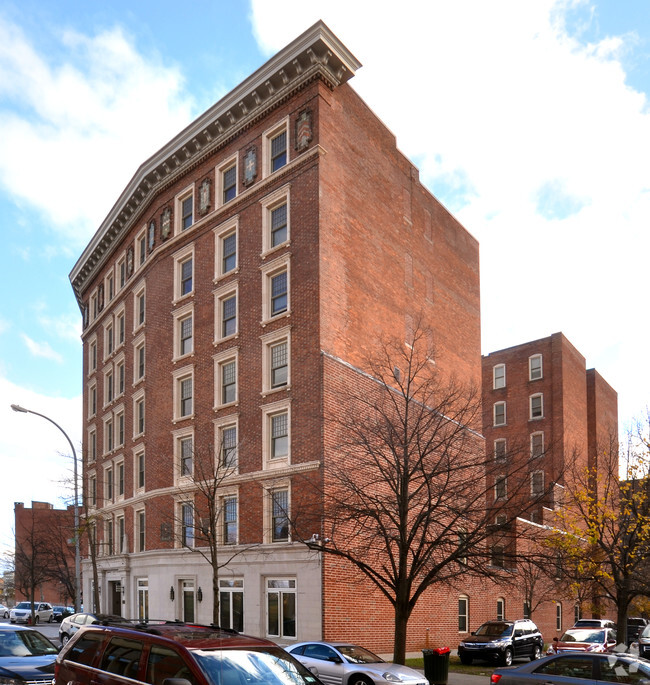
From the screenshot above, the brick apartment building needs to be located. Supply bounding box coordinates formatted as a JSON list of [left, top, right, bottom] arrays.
[[69, 22, 617, 653], [14, 501, 75, 605]]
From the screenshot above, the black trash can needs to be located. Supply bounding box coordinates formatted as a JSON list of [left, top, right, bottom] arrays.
[[422, 647, 450, 685]]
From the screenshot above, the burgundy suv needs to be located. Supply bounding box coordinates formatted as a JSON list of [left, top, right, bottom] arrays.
[[55, 622, 321, 685]]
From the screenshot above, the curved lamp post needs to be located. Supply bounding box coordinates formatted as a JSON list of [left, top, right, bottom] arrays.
[[10, 404, 81, 612]]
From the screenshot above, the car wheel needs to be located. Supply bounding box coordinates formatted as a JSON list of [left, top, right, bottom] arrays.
[[48, 614, 53, 623], [459, 655, 473, 665], [531, 645, 542, 661], [2, 612, 7, 619], [34, 616, 39, 624], [348, 675, 373, 685], [61, 634, 70, 646], [501, 648, 513, 666]]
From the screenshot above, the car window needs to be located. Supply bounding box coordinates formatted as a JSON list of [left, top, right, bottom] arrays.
[[99, 637, 144, 679], [336, 645, 383, 664], [536, 655, 594, 678], [0, 630, 57, 657], [72, 614, 87, 625], [475, 623, 512, 638], [65, 632, 104, 667], [514, 628, 523, 637], [598, 656, 650, 683], [146, 644, 197, 685], [303, 644, 338, 661]]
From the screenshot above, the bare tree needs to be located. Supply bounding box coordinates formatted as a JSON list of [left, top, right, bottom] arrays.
[[298, 325, 557, 663], [14, 509, 51, 623]]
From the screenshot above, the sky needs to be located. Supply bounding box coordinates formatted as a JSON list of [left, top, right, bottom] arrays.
[[0, 0, 649, 553]]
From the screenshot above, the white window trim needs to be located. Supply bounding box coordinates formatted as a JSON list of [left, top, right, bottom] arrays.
[[214, 282, 239, 343], [219, 488, 239, 545], [216, 153, 238, 207], [531, 469, 545, 496], [529, 354, 543, 380], [88, 381, 97, 418], [103, 364, 114, 407], [529, 393, 544, 420], [115, 352, 126, 399], [133, 279, 146, 333], [87, 426, 97, 464], [262, 398, 291, 469], [115, 305, 126, 349], [213, 348, 239, 409], [493, 363, 505, 390], [493, 401, 506, 426], [173, 365, 194, 422], [458, 595, 469, 633], [115, 405, 125, 450], [135, 508, 146, 552], [88, 335, 98, 376], [175, 496, 195, 548], [132, 387, 145, 440], [494, 438, 506, 461], [173, 301, 194, 361], [136, 226, 147, 270], [263, 479, 291, 544], [175, 185, 195, 235], [173, 243, 195, 304], [214, 216, 239, 281], [133, 333, 145, 386], [116, 253, 127, 291], [214, 414, 239, 475], [261, 326, 291, 396], [531, 431, 544, 458], [104, 463, 114, 504], [173, 426, 195, 485], [262, 117, 289, 178], [115, 458, 125, 502], [261, 254, 290, 324], [495, 474, 507, 500], [105, 268, 115, 304], [88, 470, 97, 509], [134, 448, 145, 494], [104, 320, 114, 361], [261, 184, 291, 256]]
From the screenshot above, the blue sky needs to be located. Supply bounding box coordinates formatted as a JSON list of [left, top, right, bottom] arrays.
[[0, 0, 649, 551]]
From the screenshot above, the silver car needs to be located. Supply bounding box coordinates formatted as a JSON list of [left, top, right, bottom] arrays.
[[286, 641, 428, 685], [9, 602, 53, 625]]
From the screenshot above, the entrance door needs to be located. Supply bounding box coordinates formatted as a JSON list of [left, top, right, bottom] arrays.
[[109, 581, 122, 616], [182, 580, 195, 622]]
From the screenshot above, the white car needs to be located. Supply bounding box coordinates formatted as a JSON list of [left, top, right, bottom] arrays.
[[0, 604, 9, 619], [9, 601, 53, 624]]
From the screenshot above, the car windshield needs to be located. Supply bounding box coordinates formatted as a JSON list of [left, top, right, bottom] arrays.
[[193, 647, 319, 685], [336, 645, 383, 664], [475, 623, 513, 638], [641, 625, 650, 638], [0, 630, 58, 657], [561, 629, 605, 643], [14, 602, 33, 610]]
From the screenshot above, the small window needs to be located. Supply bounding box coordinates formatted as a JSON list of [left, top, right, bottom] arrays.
[[136, 452, 145, 490], [134, 287, 146, 329], [271, 271, 287, 316], [494, 439, 506, 461], [270, 488, 289, 541], [531, 470, 544, 496], [180, 257, 193, 296], [222, 232, 237, 273], [271, 412, 289, 459], [496, 598, 505, 621], [495, 475, 507, 500], [271, 202, 288, 247], [529, 354, 543, 380], [491, 546, 505, 568], [222, 164, 237, 204], [530, 394, 543, 419], [270, 130, 287, 172], [221, 360, 237, 405], [222, 295, 237, 338], [458, 596, 469, 632], [214, 219, 238, 279], [135, 397, 145, 436], [181, 195, 193, 231], [137, 510, 145, 552], [531, 432, 544, 458], [270, 341, 288, 388], [180, 377, 192, 416], [89, 339, 97, 373], [556, 602, 562, 631], [180, 436, 193, 477], [493, 364, 505, 389], [181, 503, 194, 547], [493, 401, 506, 426], [134, 339, 145, 382], [220, 424, 238, 469], [180, 314, 193, 356], [223, 496, 238, 544]]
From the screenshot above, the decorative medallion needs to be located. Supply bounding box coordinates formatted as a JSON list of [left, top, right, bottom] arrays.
[[295, 109, 313, 151], [243, 147, 257, 186], [199, 178, 211, 215], [161, 208, 171, 240], [148, 220, 156, 252], [126, 246, 134, 276], [97, 283, 104, 311]]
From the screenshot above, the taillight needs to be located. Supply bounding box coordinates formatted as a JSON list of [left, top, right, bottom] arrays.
[[490, 675, 502, 684]]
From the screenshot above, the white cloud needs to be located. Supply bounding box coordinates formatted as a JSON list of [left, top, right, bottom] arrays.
[[0, 375, 81, 552], [249, 0, 650, 428], [21, 334, 64, 363], [0, 16, 195, 249]]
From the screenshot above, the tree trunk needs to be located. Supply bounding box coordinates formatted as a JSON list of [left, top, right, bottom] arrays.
[[212, 572, 220, 626], [393, 600, 410, 665]]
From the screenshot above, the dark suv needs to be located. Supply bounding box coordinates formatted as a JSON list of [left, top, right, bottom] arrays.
[[458, 619, 543, 666], [55, 622, 321, 685]]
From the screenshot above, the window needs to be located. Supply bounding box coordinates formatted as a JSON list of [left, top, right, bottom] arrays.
[[136, 451, 145, 490], [491, 545, 505, 568], [137, 510, 145, 552], [266, 578, 295, 638], [116, 359, 125, 396], [523, 601, 531, 619], [105, 519, 114, 556], [530, 393, 543, 419], [117, 515, 125, 553], [89, 339, 97, 373], [218, 156, 237, 205], [261, 187, 291, 253], [261, 257, 291, 322], [271, 412, 288, 459], [106, 272, 114, 302], [529, 354, 543, 380], [263, 401, 291, 467], [134, 338, 145, 382], [105, 322, 114, 357], [105, 368, 114, 404], [263, 119, 289, 177], [495, 475, 507, 500], [134, 286, 146, 329], [270, 271, 287, 316], [270, 341, 288, 388], [89, 383, 97, 417], [496, 598, 505, 621], [221, 424, 237, 469], [117, 461, 125, 498], [118, 255, 126, 289], [173, 367, 193, 420], [180, 436, 193, 477], [174, 304, 194, 359], [222, 496, 237, 544], [89, 474, 97, 507], [221, 294, 237, 338], [493, 364, 505, 389], [116, 411, 125, 448], [531, 432, 544, 458], [181, 502, 194, 547], [137, 230, 147, 267], [180, 257, 193, 296], [220, 579, 243, 632], [493, 401, 506, 426], [135, 396, 145, 436], [531, 470, 544, 496], [104, 417, 114, 453], [117, 310, 125, 347], [106, 466, 114, 502], [89, 428, 97, 462], [458, 596, 469, 632], [270, 488, 289, 542], [178, 191, 194, 232], [173, 245, 195, 302], [215, 354, 237, 407], [494, 439, 506, 461], [556, 602, 562, 631], [214, 218, 238, 278], [262, 327, 291, 394]]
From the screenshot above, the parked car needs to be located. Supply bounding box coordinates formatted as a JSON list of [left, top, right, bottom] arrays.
[[58, 612, 132, 645], [0, 623, 59, 684], [490, 651, 650, 684], [286, 641, 428, 685], [572, 618, 616, 630], [0, 604, 10, 619], [51, 606, 74, 622], [547, 627, 617, 654], [458, 619, 543, 666], [633, 623, 650, 659], [10, 601, 54, 624], [55, 621, 321, 685], [627, 617, 648, 643]]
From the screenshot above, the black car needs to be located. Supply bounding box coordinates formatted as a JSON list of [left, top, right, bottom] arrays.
[[627, 617, 648, 644], [490, 651, 650, 684], [458, 618, 543, 666], [51, 606, 74, 623], [0, 624, 59, 684]]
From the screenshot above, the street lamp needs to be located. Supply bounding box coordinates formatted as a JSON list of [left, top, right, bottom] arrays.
[[10, 403, 81, 612]]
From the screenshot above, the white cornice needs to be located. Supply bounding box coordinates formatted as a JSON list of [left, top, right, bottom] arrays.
[[70, 20, 361, 305]]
